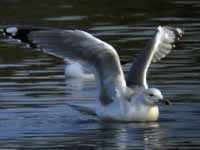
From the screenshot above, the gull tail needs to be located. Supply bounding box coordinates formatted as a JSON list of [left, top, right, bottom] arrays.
[[67, 102, 97, 116]]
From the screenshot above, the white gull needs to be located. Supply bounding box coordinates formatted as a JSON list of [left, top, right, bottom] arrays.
[[0, 26, 183, 122]]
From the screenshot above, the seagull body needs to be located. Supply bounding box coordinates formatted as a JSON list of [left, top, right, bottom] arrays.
[[0, 25, 183, 122], [68, 87, 161, 122]]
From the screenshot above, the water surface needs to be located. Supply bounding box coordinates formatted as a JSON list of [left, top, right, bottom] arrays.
[[0, 0, 200, 149]]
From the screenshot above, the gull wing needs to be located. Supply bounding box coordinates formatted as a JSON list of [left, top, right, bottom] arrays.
[[0, 27, 126, 106], [126, 26, 183, 88]]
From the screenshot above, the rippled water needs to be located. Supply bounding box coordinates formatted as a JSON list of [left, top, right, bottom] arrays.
[[0, 0, 200, 149]]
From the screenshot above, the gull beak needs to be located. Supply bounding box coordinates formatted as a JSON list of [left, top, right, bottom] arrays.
[[161, 99, 171, 105]]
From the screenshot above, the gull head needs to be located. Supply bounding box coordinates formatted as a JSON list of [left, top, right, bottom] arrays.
[[143, 88, 170, 106]]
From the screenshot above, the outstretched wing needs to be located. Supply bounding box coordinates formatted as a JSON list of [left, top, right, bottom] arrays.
[[126, 26, 183, 88], [0, 26, 126, 106]]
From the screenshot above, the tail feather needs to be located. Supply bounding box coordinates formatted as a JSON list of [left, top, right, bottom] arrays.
[[67, 102, 97, 116]]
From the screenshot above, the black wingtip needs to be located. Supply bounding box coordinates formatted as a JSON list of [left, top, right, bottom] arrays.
[[175, 28, 184, 41], [0, 26, 39, 49], [160, 26, 184, 41]]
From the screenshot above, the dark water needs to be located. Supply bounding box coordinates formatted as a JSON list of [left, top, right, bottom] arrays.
[[0, 0, 199, 149]]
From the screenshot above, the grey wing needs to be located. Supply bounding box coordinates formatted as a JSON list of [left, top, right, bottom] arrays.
[[126, 26, 184, 88], [0, 27, 126, 106]]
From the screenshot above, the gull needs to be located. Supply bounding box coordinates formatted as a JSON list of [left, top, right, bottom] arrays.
[[0, 26, 183, 122]]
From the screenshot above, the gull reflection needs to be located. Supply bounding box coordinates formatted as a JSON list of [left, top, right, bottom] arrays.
[[64, 121, 166, 150]]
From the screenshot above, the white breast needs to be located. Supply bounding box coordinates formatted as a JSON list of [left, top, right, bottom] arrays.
[[96, 100, 159, 122]]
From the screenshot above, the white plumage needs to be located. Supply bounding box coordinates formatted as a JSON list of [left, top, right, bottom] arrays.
[[0, 26, 183, 122]]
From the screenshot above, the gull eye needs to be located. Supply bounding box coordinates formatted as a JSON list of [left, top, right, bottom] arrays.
[[149, 93, 154, 97]]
